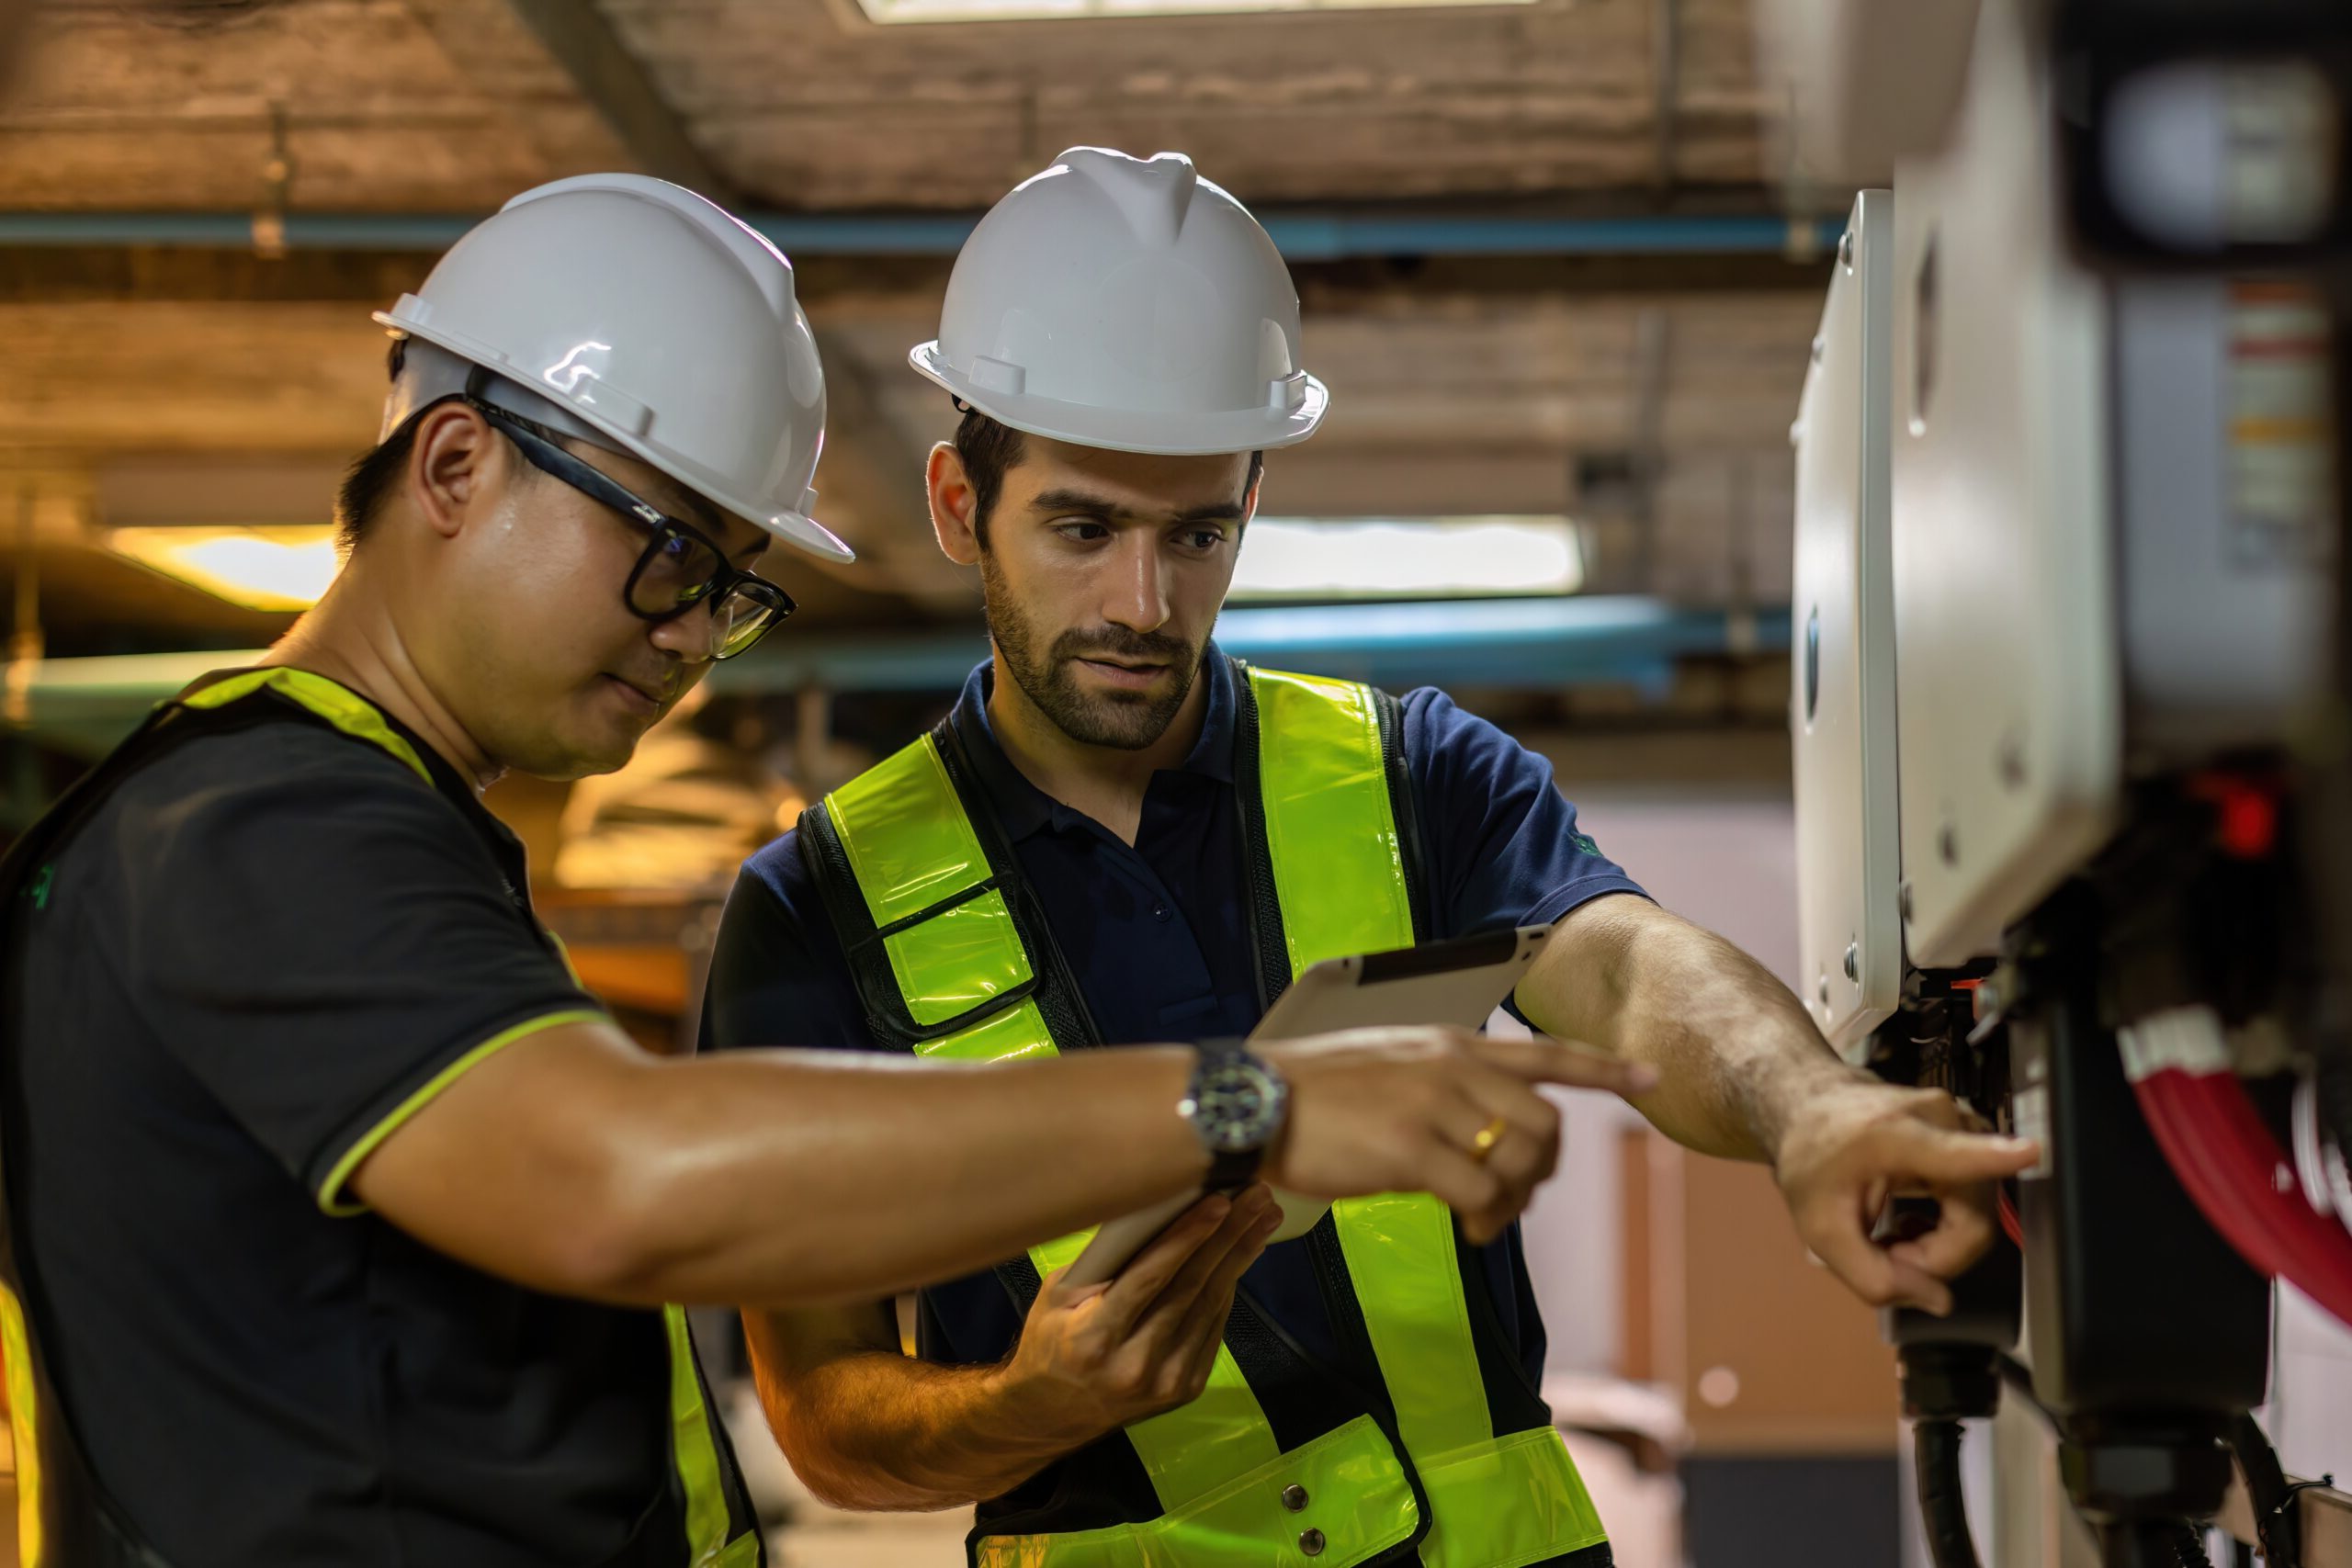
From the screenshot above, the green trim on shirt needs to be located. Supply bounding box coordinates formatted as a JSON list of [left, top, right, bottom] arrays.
[[316, 1008, 607, 1217], [178, 667, 435, 787]]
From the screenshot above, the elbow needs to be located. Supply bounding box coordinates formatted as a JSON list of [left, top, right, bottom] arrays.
[[530, 1138, 709, 1305], [771, 1404, 960, 1513], [784, 1453, 888, 1513], [536, 1189, 672, 1306]]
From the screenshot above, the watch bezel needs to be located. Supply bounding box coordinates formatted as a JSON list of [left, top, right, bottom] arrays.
[[1182, 1049, 1289, 1156]]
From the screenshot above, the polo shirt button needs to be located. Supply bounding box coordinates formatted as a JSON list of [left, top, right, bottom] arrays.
[[1151, 902, 1170, 921], [1300, 1528, 1327, 1556]]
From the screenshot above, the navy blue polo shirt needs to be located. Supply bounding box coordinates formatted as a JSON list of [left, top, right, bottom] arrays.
[[701, 646, 1646, 1386]]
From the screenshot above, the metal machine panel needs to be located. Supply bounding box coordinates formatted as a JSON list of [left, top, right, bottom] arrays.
[[1889, 0, 2124, 967], [1792, 189, 1902, 1057]]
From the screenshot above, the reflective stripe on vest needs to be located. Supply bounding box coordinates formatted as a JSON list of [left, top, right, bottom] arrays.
[[0, 1285, 43, 1567], [666, 1306, 762, 1568], [819, 666, 1607, 1568], [823, 737, 1339, 1517], [4, 668, 756, 1568]]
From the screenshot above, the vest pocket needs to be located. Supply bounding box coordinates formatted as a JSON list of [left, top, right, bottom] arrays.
[[971, 1414, 1417, 1568], [1411, 1427, 1609, 1568]]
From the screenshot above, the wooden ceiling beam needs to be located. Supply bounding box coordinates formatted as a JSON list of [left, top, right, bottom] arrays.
[[492, 0, 738, 203], [0, 245, 1826, 307], [397, 0, 736, 205]]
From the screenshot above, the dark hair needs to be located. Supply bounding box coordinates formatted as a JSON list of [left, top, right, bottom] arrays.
[[334, 339, 416, 550], [952, 407, 1264, 547], [337, 342, 559, 548]]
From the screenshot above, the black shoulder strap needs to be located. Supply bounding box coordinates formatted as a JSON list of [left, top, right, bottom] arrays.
[[929, 717, 1103, 1055], [796, 720, 1101, 1056], [795, 798, 954, 1052], [1369, 685, 1435, 946], [0, 689, 306, 919], [1226, 658, 1295, 1016]]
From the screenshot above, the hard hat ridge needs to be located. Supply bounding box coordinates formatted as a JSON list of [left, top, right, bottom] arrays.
[[1061, 146, 1202, 246], [908, 147, 1329, 457]]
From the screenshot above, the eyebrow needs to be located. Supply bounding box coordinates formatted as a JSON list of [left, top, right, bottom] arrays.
[[1028, 488, 1249, 526], [639, 476, 765, 564]]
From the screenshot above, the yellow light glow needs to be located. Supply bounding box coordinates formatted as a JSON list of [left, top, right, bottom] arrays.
[[108, 526, 344, 612], [859, 0, 1529, 19], [1230, 516, 1586, 602]]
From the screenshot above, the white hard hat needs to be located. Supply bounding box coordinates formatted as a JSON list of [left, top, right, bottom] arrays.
[[910, 148, 1328, 457], [375, 173, 850, 562]]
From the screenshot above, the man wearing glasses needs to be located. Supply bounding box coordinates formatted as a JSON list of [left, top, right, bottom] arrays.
[[0, 174, 1645, 1568]]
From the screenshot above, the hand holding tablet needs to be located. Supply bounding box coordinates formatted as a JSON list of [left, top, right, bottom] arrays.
[[1060, 926, 1558, 1287]]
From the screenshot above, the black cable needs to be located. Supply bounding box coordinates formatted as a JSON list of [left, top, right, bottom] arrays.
[[2100, 1520, 2202, 1568], [1996, 1360, 2247, 1568], [1917, 1418, 1983, 1568], [2228, 1412, 2305, 1568]]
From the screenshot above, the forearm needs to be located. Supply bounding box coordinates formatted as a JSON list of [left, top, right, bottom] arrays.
[[756, 1345, 1075, 1511], [606, 1046, 1207, 1306], [1519, 899, 1864, 1163], [356, 1027, 1209, 1309]]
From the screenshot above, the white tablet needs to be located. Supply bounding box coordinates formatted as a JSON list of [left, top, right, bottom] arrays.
[[1058, 926, 1553, 1288]]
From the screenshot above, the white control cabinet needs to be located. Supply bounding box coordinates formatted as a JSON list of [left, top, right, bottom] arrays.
[[1792, 189, 1903, 1058], [1888, 0, 2123, 968]]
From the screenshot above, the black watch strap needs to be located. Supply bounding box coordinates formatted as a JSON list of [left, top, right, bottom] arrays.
[[1206, 1143, 1264, 1191]]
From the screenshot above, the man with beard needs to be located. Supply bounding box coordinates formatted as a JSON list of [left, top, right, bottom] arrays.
[[702, 148, 2037, 1568], [0, 173, 1641, 1568]]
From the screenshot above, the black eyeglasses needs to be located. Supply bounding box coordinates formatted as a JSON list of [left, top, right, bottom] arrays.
[[470, 400, 795, 660]]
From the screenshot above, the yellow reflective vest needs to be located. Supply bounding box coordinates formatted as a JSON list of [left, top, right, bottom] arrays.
[[799, 660, 1610, 1568]]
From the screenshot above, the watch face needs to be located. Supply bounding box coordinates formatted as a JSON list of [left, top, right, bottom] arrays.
[[1194, 1059, 1283, 1154]]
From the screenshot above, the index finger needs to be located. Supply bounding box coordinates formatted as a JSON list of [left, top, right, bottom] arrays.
[[1469, 1035, 1660, 1098], [1877, 1124, 2041, 1188]]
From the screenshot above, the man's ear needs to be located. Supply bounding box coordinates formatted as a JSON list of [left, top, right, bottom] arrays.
[[409, 402, 502, 541], [927, 441, 983, 568]]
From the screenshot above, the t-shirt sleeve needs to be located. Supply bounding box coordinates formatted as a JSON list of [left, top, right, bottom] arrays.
[[1404, 686, 1648, 938], [122, 732, 602, 1212], [699, 833, 888, 1055]]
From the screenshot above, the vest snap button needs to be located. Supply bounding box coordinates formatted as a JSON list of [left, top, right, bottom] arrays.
[[1281, 1483, 1308, 1512], [1299, 1527, 1327, 1555]]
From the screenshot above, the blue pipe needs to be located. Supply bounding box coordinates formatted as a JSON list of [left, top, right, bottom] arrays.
[[709, 596, 1789, 696], [1261, 213, 1834, 260], [4, 598, 1787, 753], [0, 209, 1839, 260]]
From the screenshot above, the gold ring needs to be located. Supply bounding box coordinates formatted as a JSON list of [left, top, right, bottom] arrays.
[[1469, 1116, 1510, 1164]]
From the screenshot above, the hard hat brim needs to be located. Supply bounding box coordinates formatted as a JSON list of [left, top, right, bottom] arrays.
[[377, 310, 857, 566], [909, 343, 1328, 457]]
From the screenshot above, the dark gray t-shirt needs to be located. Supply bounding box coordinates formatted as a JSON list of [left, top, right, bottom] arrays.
[[2, 711, 682, 1566]]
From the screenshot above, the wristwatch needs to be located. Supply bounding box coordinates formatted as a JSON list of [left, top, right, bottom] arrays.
[[1180, 1039, 1290, 1190]]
